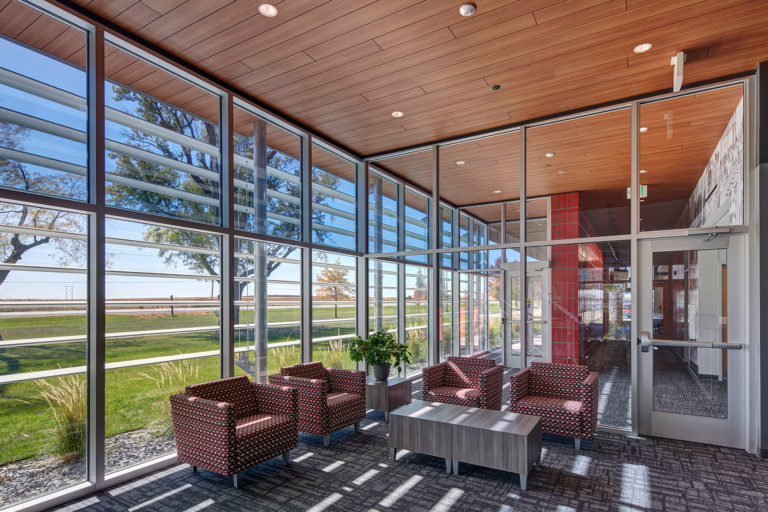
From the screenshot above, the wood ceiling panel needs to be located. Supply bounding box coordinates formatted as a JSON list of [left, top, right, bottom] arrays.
[[1, 0, 761, 165]]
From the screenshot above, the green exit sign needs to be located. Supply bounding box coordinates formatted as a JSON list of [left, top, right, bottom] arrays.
[[626, 185, 648, 199]]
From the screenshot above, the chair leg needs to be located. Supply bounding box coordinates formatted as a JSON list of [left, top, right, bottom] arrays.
[[323, 434, 331, 447], [191, 465, 197, 473], [232, 472, 241, 489], [354, 421, 361, 433], [574, 438, 581, 450], [282, 451, 290, 466]]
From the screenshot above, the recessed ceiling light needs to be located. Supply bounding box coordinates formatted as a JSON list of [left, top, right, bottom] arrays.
[[391, 111, 404, 118], [491, 84, 501, 91], [640, 126, 648, 133], [544, 164, 552, 168], [558, 170, 565, 174], [545, 152, 555, 158], [633, 43, 652, 54], [640, 169, 648, 174], [258, 3, 278, 17], [459, 3, 476, 16], [455, 160, 465, 165], [493, 190, 502, 194]]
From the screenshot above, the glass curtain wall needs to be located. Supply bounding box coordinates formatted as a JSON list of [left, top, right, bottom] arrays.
[[312, 250, 356, 370]]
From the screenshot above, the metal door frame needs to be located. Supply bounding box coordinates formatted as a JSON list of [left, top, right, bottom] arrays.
[[638, 234, 747, 448]]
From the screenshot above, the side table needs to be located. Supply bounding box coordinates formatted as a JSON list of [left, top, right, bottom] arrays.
[[366, 376, 412, 421]]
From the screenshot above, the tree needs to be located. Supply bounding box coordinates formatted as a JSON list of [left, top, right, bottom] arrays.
[[0, 122, 86, 288], [104, 84, 343, 315], [315, 259, 352, 318]]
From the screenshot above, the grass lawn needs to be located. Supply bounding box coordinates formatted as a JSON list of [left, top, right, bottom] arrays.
[[0, 303, 430, 465]]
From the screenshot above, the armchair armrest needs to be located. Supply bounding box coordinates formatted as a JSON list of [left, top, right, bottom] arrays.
[[580, 372, 599, 436], [253, 383, 298, 423], [509, 367, 531, 405], [268, 374, 329, 412], [478, 365, 504, 410], [326, 368, 366, 395], [422, 362, 446, 395], [169, 394, 236, 465]]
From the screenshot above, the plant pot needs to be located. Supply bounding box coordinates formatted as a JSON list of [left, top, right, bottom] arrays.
[[372, 364, 391, 381]]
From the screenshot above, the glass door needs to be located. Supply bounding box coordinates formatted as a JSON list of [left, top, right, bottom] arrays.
[[638, 235, 746, 448], [526, 267, 550, 363]]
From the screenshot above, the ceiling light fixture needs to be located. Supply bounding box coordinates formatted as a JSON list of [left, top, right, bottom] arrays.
[[633, 43, 652, 54], [258, 3, 278, 17], [640, 126, 648, 133], [455, 160, 466, 165], [459, 3, 476, 16], [545, 152, 555, 158], [558, 170, 565, 174], [493, 190, 502, 194], [640, 169, 648, 174], [491, 84, 501, 91], [391, 111, 404, 118]]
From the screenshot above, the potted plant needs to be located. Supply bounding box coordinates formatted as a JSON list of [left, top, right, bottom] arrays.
[[349, 330, 412, 381]]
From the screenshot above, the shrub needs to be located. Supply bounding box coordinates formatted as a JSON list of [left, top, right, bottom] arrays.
[[36, 375, 86, 462], [406, 325, 427, 363], [271, 344, 300, 369], [137, 359, 199, 438]]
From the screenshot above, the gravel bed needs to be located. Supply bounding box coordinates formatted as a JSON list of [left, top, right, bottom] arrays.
[[0, 430, 176, 506]]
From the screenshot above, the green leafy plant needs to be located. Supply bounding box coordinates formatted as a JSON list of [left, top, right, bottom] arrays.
[[349, 330, 412, 374], [36, 375, 86, 462]]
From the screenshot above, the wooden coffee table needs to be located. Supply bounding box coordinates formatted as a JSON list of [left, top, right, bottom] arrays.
[[388, 399, 542, 489], [388, 400, 464, 473], [451, 407, 542, 490], [365, 376, 412, 422]]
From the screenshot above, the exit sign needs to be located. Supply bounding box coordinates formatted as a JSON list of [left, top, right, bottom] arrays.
[[627, 185, 648, 199]]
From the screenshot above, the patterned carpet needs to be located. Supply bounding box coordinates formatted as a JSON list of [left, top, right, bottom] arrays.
[[52, 395, 768, 511]]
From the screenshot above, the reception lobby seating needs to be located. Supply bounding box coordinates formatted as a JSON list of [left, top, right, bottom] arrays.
[[268, 362, 366, 446], [422, 356, 504, 410]]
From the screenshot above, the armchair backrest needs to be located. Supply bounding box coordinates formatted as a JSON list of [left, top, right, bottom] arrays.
[[529, 362, 589, 400], [186, 375, 258, 419], [281, 361, 327, 381], [445, 356, 496, 389]]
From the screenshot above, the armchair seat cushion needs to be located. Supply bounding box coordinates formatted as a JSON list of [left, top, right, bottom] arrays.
[[424, 385, 481, 407], [235, 413, 296, 466], [514, 395, 583, 433]]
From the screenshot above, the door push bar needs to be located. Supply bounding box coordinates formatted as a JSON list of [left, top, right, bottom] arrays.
[[637, 331, 742, 352]]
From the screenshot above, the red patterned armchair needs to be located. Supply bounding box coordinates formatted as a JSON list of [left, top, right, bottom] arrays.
[[268, 362, 366, 447], [170, 376, 298, 488], [509, 362, 598, 449], [422, 356, 504, 410]]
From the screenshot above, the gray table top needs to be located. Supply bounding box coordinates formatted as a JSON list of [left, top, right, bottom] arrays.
[[390, 399, 540, 435]]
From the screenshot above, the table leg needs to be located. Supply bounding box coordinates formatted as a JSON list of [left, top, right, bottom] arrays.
[[519, 474, 527, 491], [451, 459, 459, 475], [389, 447, 396, 461], [444, 458, 451, 474], [385, 411, 389, 423]]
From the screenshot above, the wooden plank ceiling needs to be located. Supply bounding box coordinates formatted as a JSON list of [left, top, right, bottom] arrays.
[[0, 0, 753, 223], [51, 0, 768, 158]]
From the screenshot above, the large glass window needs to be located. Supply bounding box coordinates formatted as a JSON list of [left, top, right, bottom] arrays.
[[105, 43, 222, 225], [404, 264, 429, 374], [312, 251, 356, 369], [104, 219, 221, 473], [234, 239, 301, 380], [368, 171, 399, 254], [232, 107, 302, 239], [0, 202, 87, 506], [368, 259, 397, 339], [639, 85, 744, 231], [404, 188, 430, 263], [0, 2, 88, 201], [526, 109, 631, 239], [312, 145, 356, 250], [526, 241, 631, 428]]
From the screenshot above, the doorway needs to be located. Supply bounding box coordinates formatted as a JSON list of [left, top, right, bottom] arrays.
[[638, 235, 746, 448]]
